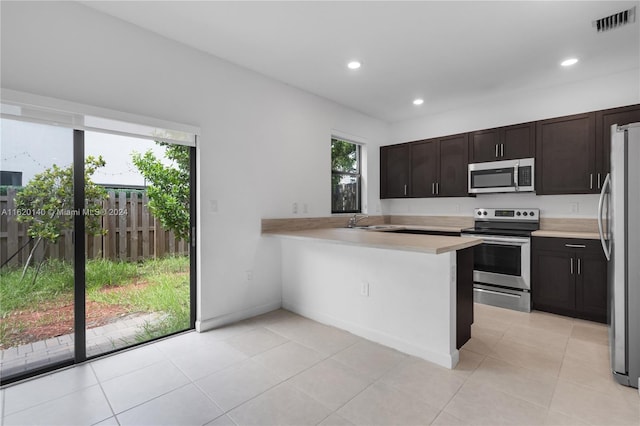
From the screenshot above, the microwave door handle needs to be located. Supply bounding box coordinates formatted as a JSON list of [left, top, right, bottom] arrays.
[[514, 162, 519, 189]]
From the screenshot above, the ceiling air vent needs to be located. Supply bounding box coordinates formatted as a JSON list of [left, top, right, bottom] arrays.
[[593, 6, 636, 32]]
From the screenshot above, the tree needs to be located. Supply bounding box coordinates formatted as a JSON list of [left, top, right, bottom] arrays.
[[131, 143, 190, 241], [15, 156, 108, 280]]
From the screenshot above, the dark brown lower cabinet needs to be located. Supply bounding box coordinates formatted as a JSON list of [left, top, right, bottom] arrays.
[[457, 247, 474, 349], [532, 237, 607, 323]]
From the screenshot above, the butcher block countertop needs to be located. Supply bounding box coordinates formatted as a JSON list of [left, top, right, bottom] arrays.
[[263, 227, 481, 254]]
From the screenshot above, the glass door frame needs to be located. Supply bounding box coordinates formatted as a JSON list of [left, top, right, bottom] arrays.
[[0, 129, 197, 385]]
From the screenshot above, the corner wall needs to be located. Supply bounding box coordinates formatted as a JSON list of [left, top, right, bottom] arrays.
[[0, 2, 388, 328]]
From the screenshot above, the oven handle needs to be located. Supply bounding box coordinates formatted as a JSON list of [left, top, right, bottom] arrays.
[[461, 234, 529, 245], [474, 288, 522, 299]]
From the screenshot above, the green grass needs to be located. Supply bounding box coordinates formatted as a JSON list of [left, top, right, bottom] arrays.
[[0, 256, 190, 345]]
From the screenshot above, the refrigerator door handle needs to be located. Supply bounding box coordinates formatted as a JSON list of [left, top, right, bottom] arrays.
[[598, 173, 611, 261]]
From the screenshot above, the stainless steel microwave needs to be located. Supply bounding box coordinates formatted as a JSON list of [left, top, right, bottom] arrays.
[[468, 158, 535, 194]]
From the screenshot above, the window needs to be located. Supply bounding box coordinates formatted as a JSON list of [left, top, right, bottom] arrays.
[[331, 138, 361, 213]]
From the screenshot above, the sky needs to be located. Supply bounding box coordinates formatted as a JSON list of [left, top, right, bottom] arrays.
[[1, 118, 169, 186]]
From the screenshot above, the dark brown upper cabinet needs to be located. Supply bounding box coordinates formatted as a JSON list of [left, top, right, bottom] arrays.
[[438, 134, 469, 197], [536, 112, 597, 195], [380, 143, 410, 198], [469, 122, 535, 163], [380, 134, 468, 199], [410, 139, 438, 198], [596, 104, 640, 185]]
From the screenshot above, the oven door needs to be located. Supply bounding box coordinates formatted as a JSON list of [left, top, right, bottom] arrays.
[[461, 234, 531, 290]]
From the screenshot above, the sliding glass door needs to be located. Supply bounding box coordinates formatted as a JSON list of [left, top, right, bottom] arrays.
[[0, 118, 195, 384], [0, 119, 76, 378], [83, 131, 192, 358]]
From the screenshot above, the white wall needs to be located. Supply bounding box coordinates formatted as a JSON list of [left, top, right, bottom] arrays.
[[386, 68, 640, 219], [0, 2, 388, 328]]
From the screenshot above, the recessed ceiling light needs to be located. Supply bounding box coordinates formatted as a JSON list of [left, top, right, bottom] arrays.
[[347, 61, 361, 70], [413, 98, 424, 106], [561, 58, 579, 67]]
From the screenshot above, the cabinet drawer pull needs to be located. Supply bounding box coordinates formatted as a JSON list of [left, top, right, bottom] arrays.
[[590, 173, 594, 189], [578, 258, 581, 275], [404, 184, 407, 196], [500, 143, 504, 157], [432, 183, 435, 195], [565, 244, 586, 248], [570, 257, 574, 275], [495, 144, 499, 158], [597, 173, 601, 189], [436, 182, 439, 195]]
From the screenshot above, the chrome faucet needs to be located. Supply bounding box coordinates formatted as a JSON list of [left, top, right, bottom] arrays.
[[347, 214, 368, 228]]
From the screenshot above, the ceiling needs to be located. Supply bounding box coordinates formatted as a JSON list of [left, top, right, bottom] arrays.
[[82, 1, 640, 123]]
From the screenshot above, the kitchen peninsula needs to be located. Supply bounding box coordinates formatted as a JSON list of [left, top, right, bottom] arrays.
[[264, 226, 481, 369]]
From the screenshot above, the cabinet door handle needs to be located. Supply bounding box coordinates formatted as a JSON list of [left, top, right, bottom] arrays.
[[404, 184, 407, 196], [436, 182, 439, 195], [590, 173, 594, 189], [570, 257, 574, 275], [577, 258, 581, 275], [565, 244, 586, 248], [495, 144, 499, 158], [597, 173, 601, 189], [500, 143, 504, 157], [432, 182, 435, 195]]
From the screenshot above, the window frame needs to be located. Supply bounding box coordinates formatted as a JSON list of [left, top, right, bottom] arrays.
[[331, 138, 362, 214]]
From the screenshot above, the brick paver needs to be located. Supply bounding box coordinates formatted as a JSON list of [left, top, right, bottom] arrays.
[[1, 312, 162, 377]]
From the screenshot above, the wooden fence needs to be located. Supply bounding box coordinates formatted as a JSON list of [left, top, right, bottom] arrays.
[[1, 188, 188, 268]]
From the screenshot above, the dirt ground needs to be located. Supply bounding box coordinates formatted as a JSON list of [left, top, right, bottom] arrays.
[[0, 282, 151, 349]]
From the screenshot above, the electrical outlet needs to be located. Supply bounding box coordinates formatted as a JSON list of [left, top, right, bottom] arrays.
[[360, 282, 369, 297], [292, 202, 298, 214], [210, 199, 218, 213], [570, 202, 579, 214], [246, 270, 253, 281], [303, 203, 308, 214]]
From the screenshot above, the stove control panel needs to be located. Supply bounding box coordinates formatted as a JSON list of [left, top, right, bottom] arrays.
[[474, 208, 539, 222]]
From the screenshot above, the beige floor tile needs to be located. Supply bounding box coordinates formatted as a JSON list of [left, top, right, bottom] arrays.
[[228, 382, 331, 426], [467, 356, 558, 408], [550, 379, 640, 426], [570, 323, 609, 346], [337, 382, 440, 426], [462, 326, 503, 356], [520, 311, 575, 336], [489, 337, 564, 376], [224, 327, 289, 356], [544, 410, 589, 425], [564, 338, 610, 367], [453, 349, 485, 377], [501, 323, 569, 353], [252, 341, 324, 380], [243, 309, 302, 327], [289, 358, 371, 411], [380, 358, 466, 410], [431, 411, 470, 426], [559, 354, 626, 396], [287, 322, 363, 356], [195, 359, 281, 412], [317, 413, 354, 426], [444, 381, 548, 425], [331, 340, 407, 380], [264, 315, 321, 340], [205, 414, 237, 426]]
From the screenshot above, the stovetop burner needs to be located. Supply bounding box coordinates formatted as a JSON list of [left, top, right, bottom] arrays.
[[464, 207, 540, 237]]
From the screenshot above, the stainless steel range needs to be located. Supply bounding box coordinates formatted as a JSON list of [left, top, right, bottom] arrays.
[[461, 208, 539, 312]]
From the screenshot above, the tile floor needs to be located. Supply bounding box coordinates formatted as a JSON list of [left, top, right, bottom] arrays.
[[1, 304, 638, 425]]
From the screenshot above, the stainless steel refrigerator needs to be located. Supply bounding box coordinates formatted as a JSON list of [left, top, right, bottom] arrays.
[[599, 122, 640, 388]]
